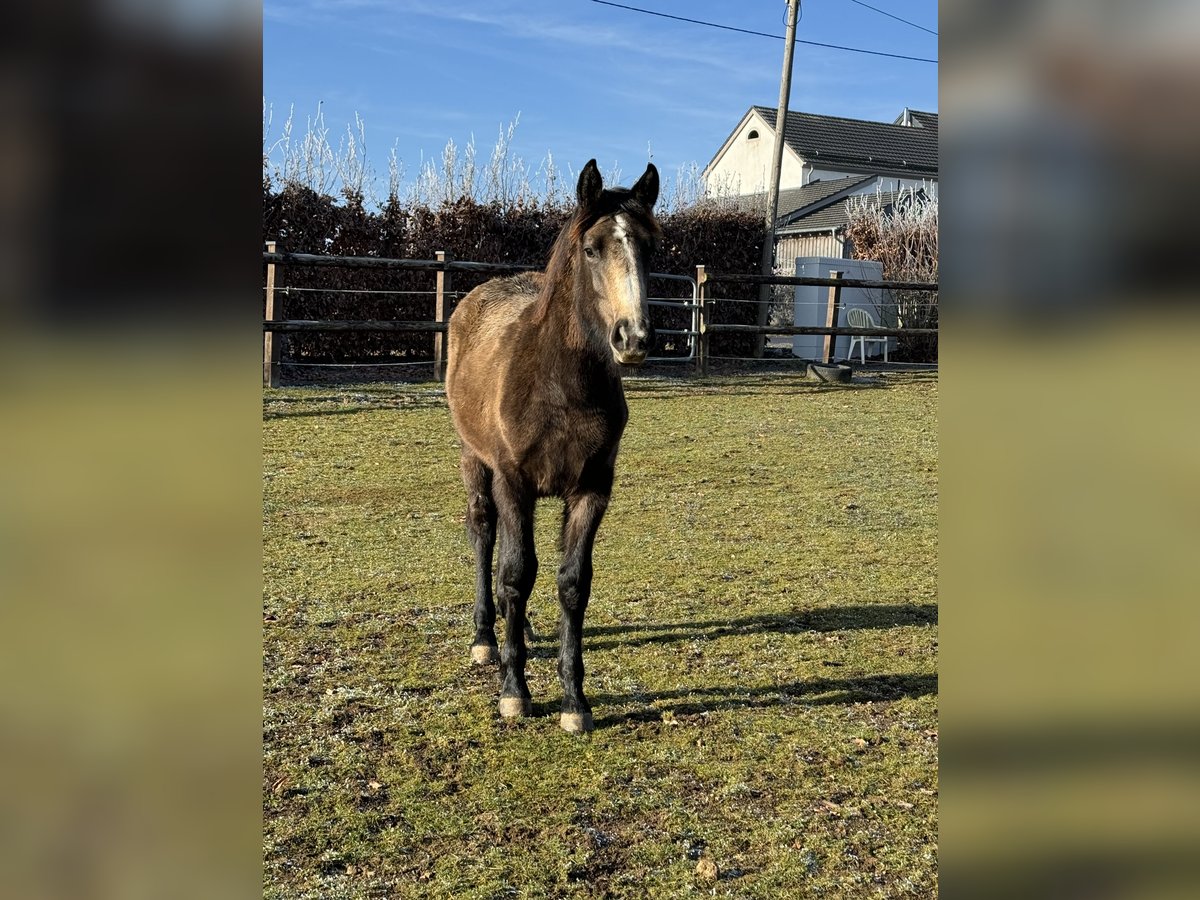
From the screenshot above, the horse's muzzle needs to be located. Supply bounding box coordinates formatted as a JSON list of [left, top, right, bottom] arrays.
[[611, 318, 653, 365]]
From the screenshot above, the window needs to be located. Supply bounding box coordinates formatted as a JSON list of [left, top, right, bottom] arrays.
[[747, 129, 759, 140]]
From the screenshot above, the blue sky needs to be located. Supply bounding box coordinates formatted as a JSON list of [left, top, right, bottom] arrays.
[[263, 0, 938, 198]]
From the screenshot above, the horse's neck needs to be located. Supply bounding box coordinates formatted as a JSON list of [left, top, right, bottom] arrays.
[[534, 272, 618, 385], [536, 266, 604, 349]]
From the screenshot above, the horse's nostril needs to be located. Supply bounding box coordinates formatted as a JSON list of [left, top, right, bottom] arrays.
[[611, 319, 631, 350], [610, 319, 652, 357]]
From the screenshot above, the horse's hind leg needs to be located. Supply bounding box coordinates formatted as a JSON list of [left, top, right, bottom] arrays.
[[462, 453, 499, 665], [492, 472, 537, 718]]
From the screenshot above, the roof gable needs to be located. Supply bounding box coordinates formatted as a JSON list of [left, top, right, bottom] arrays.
[[893, 108, 939, 131], [702, 107, 807, 181]]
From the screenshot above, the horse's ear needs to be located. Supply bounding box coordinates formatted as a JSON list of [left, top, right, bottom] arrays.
[[577, 159, 603, 210], [632, 163, 659, 209]]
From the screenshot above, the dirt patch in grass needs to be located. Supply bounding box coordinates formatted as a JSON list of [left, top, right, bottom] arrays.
[[264, 371, 938, 898]]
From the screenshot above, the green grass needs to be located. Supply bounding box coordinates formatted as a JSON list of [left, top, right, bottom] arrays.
[[263, 371, 938, 898]]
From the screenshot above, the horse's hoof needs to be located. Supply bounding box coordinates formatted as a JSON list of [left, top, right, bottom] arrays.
[[471, 644, 499, 665], [498, 696, 532, 718], [560, 712, 594, 734]]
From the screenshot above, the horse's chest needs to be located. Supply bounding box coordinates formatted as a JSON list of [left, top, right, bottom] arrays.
[[514, 403, 624, 496]]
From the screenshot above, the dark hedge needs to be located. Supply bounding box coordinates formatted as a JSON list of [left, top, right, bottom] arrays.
[[263, 186, 765, 364]]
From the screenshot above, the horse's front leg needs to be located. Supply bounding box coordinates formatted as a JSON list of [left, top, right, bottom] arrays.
[[557, 486, 611, 733], [493, 473, 537, 718]]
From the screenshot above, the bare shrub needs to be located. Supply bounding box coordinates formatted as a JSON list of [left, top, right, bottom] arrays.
[[845, 188, 938, 362], [336, 113, 373, 207], [266, 100, 754, 216]]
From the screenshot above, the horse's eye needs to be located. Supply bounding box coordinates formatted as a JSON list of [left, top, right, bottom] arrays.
[[584, 246, 595, 258]]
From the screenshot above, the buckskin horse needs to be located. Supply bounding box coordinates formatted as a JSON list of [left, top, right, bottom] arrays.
[[446, 159, 660, 733]]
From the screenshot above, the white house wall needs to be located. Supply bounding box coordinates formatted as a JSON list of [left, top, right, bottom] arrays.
[[705, 111, 808, 195]]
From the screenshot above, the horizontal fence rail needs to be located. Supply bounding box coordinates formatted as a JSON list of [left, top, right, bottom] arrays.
[[704, 272, 938, 292], [264, 320, 447, 333], [263, 251, 536, 275], [706, 324, 937, 336], [261, 249, 936, 384]]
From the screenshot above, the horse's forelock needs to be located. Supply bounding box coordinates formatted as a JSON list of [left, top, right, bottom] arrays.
[[570, 189, 659, 243]]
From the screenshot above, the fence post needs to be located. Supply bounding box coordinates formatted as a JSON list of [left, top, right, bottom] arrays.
[[695, 265, 708, 377], [434, 250, 451, 381], [822, 270, 843, 364], [264, 240, 281, 388]]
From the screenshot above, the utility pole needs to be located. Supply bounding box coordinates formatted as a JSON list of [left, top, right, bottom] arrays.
[[755, 0, 800, 358]]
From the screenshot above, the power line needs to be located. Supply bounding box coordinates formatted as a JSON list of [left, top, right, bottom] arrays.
[[845, 0, 937, 37], [589, 0, 937, 64]]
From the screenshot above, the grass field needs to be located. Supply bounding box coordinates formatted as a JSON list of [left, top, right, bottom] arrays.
[[263, 371, 938, 898]]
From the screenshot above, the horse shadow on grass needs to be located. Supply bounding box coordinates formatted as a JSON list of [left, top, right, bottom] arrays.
[[623, 379, 889, 401], [577, 602, 937, 653], [580, 672, 938, 728], [521, 603, 938, 724]]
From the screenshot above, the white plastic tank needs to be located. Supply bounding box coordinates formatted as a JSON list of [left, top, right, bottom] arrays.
[[791, 257, 897, 361]]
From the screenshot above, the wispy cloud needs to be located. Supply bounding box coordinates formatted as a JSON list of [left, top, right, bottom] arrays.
[[277, 0, 753, 78]]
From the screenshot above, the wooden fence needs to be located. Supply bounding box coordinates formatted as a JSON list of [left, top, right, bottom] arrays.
[[261, 248, 534, 386], [263, 247, 937, 385]]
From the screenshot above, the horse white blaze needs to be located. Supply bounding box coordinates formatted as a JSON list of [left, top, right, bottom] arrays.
[[612, 214, 648, 341]]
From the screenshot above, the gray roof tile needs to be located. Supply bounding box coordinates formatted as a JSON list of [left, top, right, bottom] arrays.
[[754, 106, 939, 177], [727, 174, 874, 220], [907, 110, 939, 131], [779, 188, 931, 234]]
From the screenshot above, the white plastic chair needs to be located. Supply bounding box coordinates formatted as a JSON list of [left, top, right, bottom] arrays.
[[846, 307, 889, 364]]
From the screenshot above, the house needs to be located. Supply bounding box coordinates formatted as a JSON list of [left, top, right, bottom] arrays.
[[705, 105, 939, 195], [705, 106, 938, 266], [775, 180, 931, 263]]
